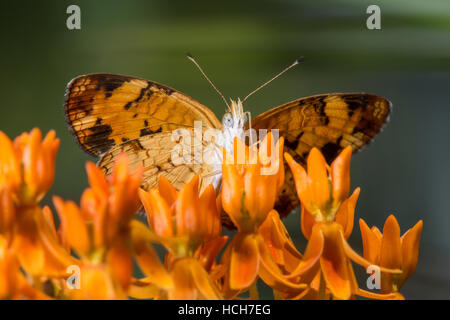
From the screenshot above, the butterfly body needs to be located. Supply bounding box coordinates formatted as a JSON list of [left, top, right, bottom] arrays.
[[64, 73, 391, 226], [220, 99, 248, 155]]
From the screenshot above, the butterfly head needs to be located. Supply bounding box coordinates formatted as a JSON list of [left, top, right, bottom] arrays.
[[221, 98, 250, 154], [223, 98, 248, 129]]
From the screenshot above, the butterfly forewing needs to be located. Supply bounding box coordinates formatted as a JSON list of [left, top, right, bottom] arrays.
[[64, 73, 222, 157]]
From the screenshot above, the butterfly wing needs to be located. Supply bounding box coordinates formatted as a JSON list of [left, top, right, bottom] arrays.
[[250, 93, 391, 217], [64, 73, 222, 157], [98, 128, 222, 194]]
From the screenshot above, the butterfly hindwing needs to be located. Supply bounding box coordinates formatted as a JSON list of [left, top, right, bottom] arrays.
[[250, 93, 391, 217], [98, 127, 222, 194], [64, 73, 222, 157]]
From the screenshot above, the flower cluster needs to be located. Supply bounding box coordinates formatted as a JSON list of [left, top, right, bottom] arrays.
[[0, 129, 422, 300]]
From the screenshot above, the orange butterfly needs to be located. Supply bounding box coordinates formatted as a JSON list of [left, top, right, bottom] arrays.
[[64, 57, 391, 227]]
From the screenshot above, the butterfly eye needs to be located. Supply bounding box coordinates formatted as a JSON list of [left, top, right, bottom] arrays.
[[223, 112, 234, 128]]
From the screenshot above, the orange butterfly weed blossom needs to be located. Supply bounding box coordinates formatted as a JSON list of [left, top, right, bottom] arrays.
[[0, 128, 423, 300], [0, 60, 423, 299]]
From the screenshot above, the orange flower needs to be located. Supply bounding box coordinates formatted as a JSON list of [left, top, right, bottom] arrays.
[[136, 176, 223, 300], [0, 129, 59, 205], [0, 129, 74, 278], [220, 134, 305, 294], [284, 147, 401, 299], [169, 257, 224, 300], [69, 264, 128, 300], [300, 187, 360, 241], [139, 175, 221, 256], [128, 220, 173, 299], [11, 205, 76, 277], [220, 230, 306, 295], [55, 153, 142, 254], [222, 133, 284, 232], [359, 215, 423, 295], [0, 234, 51, 300], [285, 146, 352, 222], [0, 126, 425, 300], [285, 221, 399, 300], [259, 195, 362, 300], [81, 154, 143, 247], [0, 129, 59, 234], [160, 243, 224, 300], [258, 209, 302, 274], [195, 236, 228, 276], [54, 153, 143, 296]]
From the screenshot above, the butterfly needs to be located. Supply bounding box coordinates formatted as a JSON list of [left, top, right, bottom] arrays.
[[64, 62, 391, 228]]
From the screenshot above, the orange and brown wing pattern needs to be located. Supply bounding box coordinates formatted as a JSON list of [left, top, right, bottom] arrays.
[[98, 128, 221, 194], [64, 73, 222, 157], [250, 93, 391, 217]]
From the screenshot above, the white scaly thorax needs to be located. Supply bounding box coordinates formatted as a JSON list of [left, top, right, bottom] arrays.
[[205, 99, 248, 190], [221, 99, 248, 154]]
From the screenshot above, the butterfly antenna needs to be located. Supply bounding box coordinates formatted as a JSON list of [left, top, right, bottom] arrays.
[[187, 53, 230, 109], [242, 56, 304, 103]]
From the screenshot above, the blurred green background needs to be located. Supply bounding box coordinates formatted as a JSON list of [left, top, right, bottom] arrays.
[[1, 0, 449, 299]]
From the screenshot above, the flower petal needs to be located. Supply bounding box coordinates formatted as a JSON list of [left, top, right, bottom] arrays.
[[195, 236, 228, 272], [12, 212, 45, 275], [380, 215, 402, 269], [76, 265, 126, 300], [85, 162, 109, 199], [176, 176, 201, 240], [257, 235, 307, 292], [190, 259, 222, 299], [359, 219, 381, 264], [128, 278, 161, 299], [330, 146, 352, 203], [319, 224, 353, 300], [300, 206, 316, 240], [399, 220, 423, 287], [130, 221, 172, 290], [0, 187, 15, 232], [259, 210, 286, 266], [244, 163, 277, 227], [0, 131, 21, 190], [158, 176, 178, 207], [221, 159, 244, 226], [306, 148, 331, 211], [0, 235, 19, 299], [107, 239, 133, 290], [335, 187, 360, 239], [229, 233, 259, 290], [34, 206, 78, 275], [199, 184, 221, 240], [139, 188, 173, 238], [169, 259, 197, 300], [286, 223, 323, 281], [284, 153, 312, 211], [53, 196, 90, 254], [357, 289, 405, 300], [258, 210, 303, 275]]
